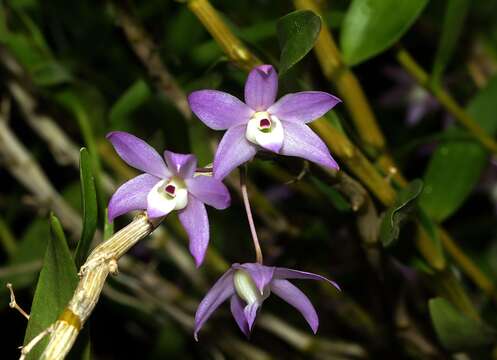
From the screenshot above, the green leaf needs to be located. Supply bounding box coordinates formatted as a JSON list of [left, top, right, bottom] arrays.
[[54, 89, 105, 224], [103, 209, 114, 241], [109, 79, 151, 128], [310, 176, 351, 212], [23, 214, 78, 359], [0, 220, 48, 304], [431, 0, 470, 85], [277, 10, 321, 75], [31, 60, 73, 87], [340, 0, 428, 66], [429, 297, 496, 351], [74, 148, 98, 268], [420, 75, 497, 221], [380, 179, 424, 247]]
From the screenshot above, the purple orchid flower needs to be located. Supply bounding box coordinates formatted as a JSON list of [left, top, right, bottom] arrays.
[[379, 66, 439, 126], [106, 131, 230, 266], [188, 64, 341, 179], [194, 262, 340, 340]]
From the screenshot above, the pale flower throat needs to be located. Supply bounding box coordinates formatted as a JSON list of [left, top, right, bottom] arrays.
[[148, 176, 188, 214], [245, 111, 284, 152], [233, 270, 270, 305]]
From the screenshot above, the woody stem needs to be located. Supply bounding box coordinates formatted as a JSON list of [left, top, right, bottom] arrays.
[[240, 164, 263, 264]]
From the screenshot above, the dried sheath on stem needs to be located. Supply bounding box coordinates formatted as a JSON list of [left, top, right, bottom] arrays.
[[22, 214, 160, 360]]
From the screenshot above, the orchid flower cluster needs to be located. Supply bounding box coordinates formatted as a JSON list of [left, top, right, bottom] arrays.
[[107, 65, 342, 339]]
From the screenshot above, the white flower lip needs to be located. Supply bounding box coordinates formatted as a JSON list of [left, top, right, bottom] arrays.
[[147, 176, 188, 215], [245, 111, 284, 152]]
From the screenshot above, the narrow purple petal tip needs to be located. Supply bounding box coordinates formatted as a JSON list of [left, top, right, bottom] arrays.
[[230, 295, 251, 337], [274, 267, 340, 292], [188, 90, 253, 130], [245, 64, 278, 111], [270, 279, 319, 334], [268, 91, 341, 124], [106, 131, 169, 178], [178, 196, 209, 267], [256, 64, 274, 75], [193, 269, 235, 340], [280, 122, 340, 170], [244, 303, 259, 331]]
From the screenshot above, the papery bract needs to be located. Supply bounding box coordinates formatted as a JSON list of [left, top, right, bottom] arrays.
[[188, 64, 341, 179], [106, 131, 231, 266]]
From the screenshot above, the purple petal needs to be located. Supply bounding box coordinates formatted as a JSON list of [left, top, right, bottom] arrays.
[[163, 151, 197, 179], [243, 302, 259, 331], [213, 124, 257, 180], [230, 295, 250, 338], [107, 131, 169, 178], [233, 263, 275, 294], [268, 91, 341, 123], [274, 267, 340, 291], [186, 176, 231, 209], [194, 269, 235, 340], [178, 195, 209, 267], [406, 102, 427, 126], [280, 121, 339, 170], [244, 64, 278, 111], [108, 174, 160, 222], [188, 90, 254, 130], [270, 279, 319, 333]]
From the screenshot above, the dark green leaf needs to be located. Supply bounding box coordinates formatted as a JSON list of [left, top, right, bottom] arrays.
[[310, 176, 351, 212], [380, 179, 424, 247], [23, 214, 78, 359], [431, 0, 470, 85], [32, 60, 73, 87], [74, 148, 98, 268], [54, 89, 105, 224], [420, 76, 497, 221], [109, 79, 151, 128], [277, 10, 321, 75], [340, 0, 428, 66], [0, 220, 48, 303], [429, 297, 496, 351]]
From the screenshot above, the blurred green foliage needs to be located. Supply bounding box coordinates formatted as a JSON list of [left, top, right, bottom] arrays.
[[1, 0, 497, 359]]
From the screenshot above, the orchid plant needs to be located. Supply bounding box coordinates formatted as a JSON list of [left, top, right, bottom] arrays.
[[107, 65, 341, 338]]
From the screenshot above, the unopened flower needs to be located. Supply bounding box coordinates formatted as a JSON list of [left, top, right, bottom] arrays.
[[194, 262, 340, 339], [107, 131, 230, 266], [188, 64, 341, 179]]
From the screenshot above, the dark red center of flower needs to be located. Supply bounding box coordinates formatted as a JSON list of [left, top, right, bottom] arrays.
[[259, 118, 271, 129], [165, 184, 176, 196]]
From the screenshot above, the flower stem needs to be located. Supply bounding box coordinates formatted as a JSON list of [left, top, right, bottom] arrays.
[[239, 165, 263, 264]]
